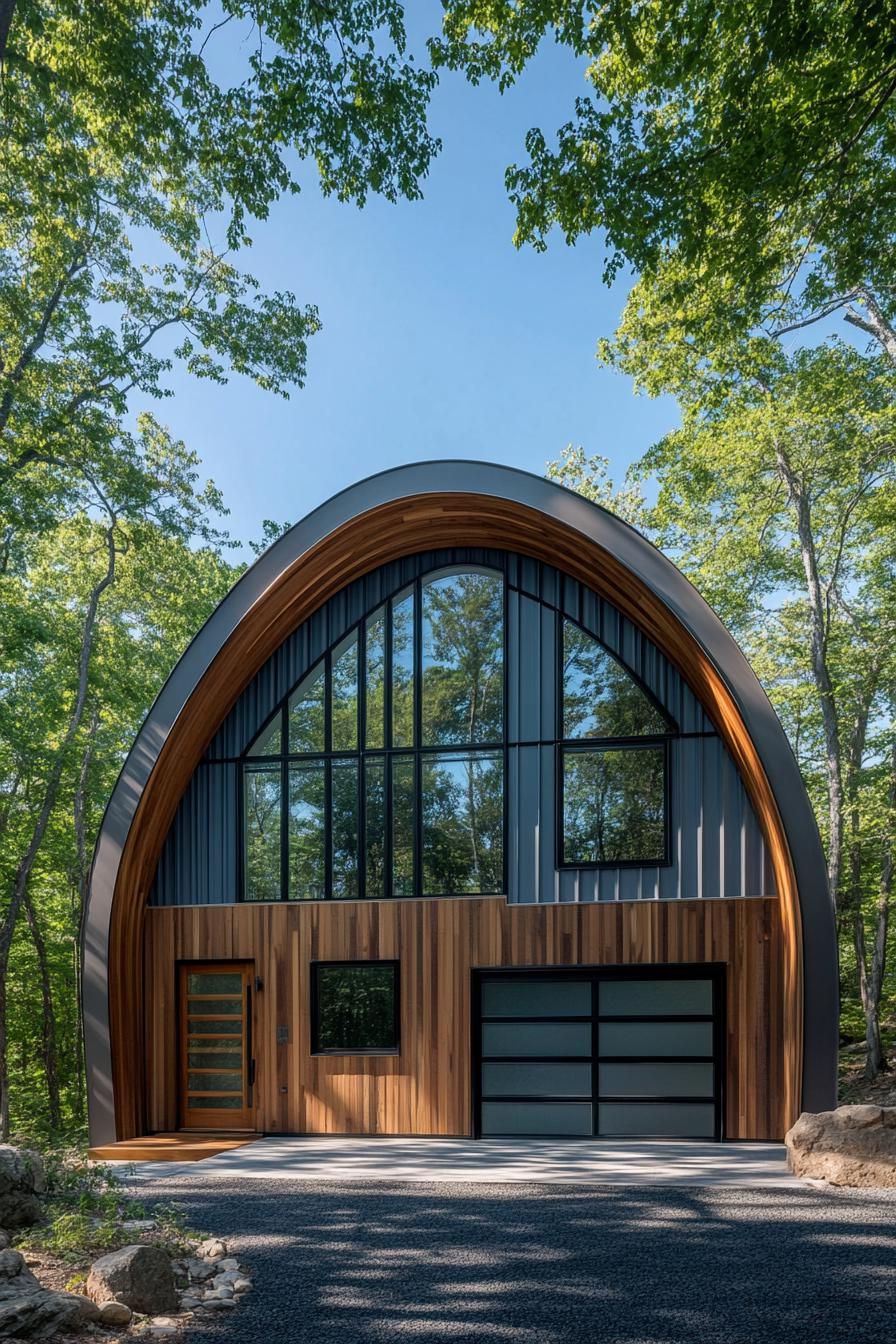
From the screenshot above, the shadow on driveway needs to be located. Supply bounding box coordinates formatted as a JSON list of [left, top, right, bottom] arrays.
[[142, 1177, 896, 1343]]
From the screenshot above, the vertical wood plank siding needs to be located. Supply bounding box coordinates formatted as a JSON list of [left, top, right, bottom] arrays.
[[146, 896, 785, 1140], [151, 549, 773, 907]]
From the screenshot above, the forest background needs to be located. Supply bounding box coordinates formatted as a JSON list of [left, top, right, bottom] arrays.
[[1, 0, 893, 1139]]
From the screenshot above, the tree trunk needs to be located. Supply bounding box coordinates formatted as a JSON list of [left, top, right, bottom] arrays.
[[71, 707, 99, 1123], [0, 526, 116, 1138], [22, 891, 62, 1129], [772, 439, 843, 906], [861, 734, 895, 1079], [0, 0, 15, 70]]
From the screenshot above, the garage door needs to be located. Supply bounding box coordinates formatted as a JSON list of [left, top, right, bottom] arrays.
[[474, 968, 723, 1139]]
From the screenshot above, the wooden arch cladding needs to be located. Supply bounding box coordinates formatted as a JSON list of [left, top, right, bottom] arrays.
[[110, 494, 803, 1139]]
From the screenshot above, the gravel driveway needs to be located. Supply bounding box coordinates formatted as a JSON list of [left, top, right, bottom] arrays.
[[140, 1175, 896, 1343]]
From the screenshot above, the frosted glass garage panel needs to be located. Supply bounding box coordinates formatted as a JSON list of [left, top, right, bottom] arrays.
[[598, 979, 713, 1016], [482, 1062, 592, 1097], [482, 1022, 592, 1057], [598, 1103, 716, 1137], [481, 979, 591, 1018], [599, 1020, 713, 1057], [599, 1062, 714, 1098], [481, 1102, 593, 1136]]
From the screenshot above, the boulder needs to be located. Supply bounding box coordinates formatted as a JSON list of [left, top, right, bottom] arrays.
[[0, 1244, 99, 1339], [0, 1148, 45, 1228], [785, 1105, 896, 1187], [86, 1243, 177, 1314]]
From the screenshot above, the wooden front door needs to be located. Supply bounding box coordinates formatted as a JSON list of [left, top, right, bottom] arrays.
[[178, 962, 256, 1130]]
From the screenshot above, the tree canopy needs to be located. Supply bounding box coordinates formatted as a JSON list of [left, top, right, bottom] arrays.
[[435, 2, 896, 364], [2, 0, 438, 531]]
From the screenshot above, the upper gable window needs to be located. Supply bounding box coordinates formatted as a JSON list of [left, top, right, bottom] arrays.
[[560, 619, 672, 867], [563, 622, 668, 739], [242, 568, 505, 902]]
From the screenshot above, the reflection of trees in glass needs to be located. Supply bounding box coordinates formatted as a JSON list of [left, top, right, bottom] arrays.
[[365, 760, 386, 897], [332, 759, 359, 899], [422, 571, 504, 745], [563, 620, 667, 739], [315, 965, 397, 1051], [422, 752, 503, 894], [288, 662, 325, 753], [563, 748, 665, 864], [244, 568, 507, 900], [365, 606, 386, 748], [392, 755, 415, 895], [245, 766, 281, 901], [247, 716, 281, 757], [289, 762, 325, 899], [391, 589, 414, 747], [332, 634, 358, 751]]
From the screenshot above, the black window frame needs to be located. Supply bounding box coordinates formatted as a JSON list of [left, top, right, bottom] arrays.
[[557, 738, 672, 870], [239, 566, 508, 903], [556, 613, 677, 871], [311, 960, 401, 1056]]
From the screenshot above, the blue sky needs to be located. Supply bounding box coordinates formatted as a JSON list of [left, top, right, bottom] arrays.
[[159, 10, 680, 553]]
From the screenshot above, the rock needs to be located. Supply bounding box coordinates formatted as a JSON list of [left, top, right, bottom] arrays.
[[233, 1278, 252, 1293], [98, 1299, 133, 1326], [180, 1296, 200, 1310], [0, 1230, 9, 1250], [213, 1270, 239, 1286], [185, 1256, 216, 1281], [87, 1244, 177, 1314], [121, 1218, 157, 1233], [197, 1237, 226, 1260], [0, 1147, 45, 1228], [0, 1240, 99, 1339], [786, 1104, 896, 1187], [202, 1296, 236, 1309], [218, 1256, 239, 1271], [0, 1248, 24, 1278]]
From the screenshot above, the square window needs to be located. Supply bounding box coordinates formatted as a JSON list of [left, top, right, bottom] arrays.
[[561, 744, 667, 866], [312, 962, 399, 1054]]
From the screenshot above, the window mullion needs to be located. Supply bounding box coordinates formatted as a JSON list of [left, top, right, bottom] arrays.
[[324, 651, 332, 900], [385, 599, 394, 897], [359, 622, 367, 900], [413, 577, 423, 899], [281, 753, 288, 902]]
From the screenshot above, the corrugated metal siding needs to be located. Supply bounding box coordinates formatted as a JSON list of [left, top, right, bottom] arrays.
[[506, 736, 773, 905], [151, 547, 775, 907], [152, 763, 241, 907]]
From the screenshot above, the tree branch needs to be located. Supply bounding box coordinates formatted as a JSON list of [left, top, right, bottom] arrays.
[[0, 246, 88, 434]]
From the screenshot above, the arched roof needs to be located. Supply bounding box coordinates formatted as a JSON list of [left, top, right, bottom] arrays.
[[83, 461, 837, 1144]]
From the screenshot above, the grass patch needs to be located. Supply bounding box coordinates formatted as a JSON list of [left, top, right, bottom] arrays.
[[17, 1139, 203, 1269]]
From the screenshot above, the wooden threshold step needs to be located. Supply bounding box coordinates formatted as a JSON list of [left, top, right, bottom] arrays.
[[89, 1131, 257, 1163]]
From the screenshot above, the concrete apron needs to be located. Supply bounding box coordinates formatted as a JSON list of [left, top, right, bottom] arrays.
[[117, 1136, 802, 1187]]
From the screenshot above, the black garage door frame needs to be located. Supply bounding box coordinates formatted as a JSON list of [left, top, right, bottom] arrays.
[[471, 963, 727, 1141]]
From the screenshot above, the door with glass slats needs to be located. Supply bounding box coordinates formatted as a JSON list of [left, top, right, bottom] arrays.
[[474, 968, 723, 1140], [178, 963, 255, 1130]]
